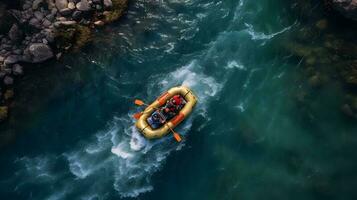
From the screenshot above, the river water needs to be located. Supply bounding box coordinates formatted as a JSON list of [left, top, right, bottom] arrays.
[[1, 0, 357, 199]]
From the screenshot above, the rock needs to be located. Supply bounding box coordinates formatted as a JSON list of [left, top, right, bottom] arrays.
[[3, 67, 12, 74], [308, 73, 323, 88], [26, 43, 54, 63], [0, 56, 4, 62], [54, 20, 77, 27], [0, 71, 5, 78], [8, 24, 23, 42], [4, 55, 20, 65], [23, 3, 31, 10], [341, 61, 357, 86], [32, 0, 44, 10], [94, 20, 104, 26], [42, 38, 48, 44], [46, 14, 55, 21], [34, 11, 44, 20], [76, 0, 90, 11], [93, 0, 101, 4], [3, 76, 14, 85], [12, 64, 23, 76], [51, 8, 58, 15], [341, 104, 355, 117], [0, 106, 8, 121], [0, 5, 17, 35], [68, 2, 76, 9], [331, 0, 357, 21], [56, 52, 62, 59], [59, 8, 73, 16], [316, 19, 328, 30], [44, 31, 55, 43], [72, 10, 82, 20], [46, 0, 55, 9], [96, 5, 102, 10], [42, 19, 52, 27], [103, 0, 113, 8], [57, 16, 67, 21], [4, 89, 14, 100], [56, 0, 69, 10], [12, 49, 22, 55], [29, 18, 41, 27]]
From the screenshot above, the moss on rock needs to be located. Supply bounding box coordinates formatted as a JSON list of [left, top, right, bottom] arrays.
[[55, 24, 92, 51], [0, 106, 8, 121], [103, 0, 128, 24]]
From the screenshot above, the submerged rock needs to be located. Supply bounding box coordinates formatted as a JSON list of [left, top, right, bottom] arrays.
[[4, 89, 14, 100], [12, 64, 23, 76], [0, 106, 8, 121], [331, 0, 357, 21], [3, 76, 14, 85], [316, 19, 328, 30]]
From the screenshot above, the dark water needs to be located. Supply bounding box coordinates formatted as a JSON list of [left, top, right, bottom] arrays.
[[1, 0, 357, 199]]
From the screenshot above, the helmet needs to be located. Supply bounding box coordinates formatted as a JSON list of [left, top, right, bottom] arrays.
[[172, 95, 181, 105], [153, 113, 159, 120]]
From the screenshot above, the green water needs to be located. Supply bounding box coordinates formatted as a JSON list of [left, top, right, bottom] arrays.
[[1, 0, 357, 199]]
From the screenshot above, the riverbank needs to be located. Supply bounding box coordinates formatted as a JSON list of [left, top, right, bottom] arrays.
[[0, 0, 128, 122]]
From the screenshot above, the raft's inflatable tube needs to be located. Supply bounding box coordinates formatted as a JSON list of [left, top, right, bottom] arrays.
[[135, 86, 198, 139]]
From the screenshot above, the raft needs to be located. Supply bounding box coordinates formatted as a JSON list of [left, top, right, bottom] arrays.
[[135, 86, 198, 139]]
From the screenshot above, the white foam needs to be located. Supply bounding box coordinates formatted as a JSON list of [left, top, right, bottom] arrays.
[[111, 143, 134, 159], [130, 128, 146, 151], [244, 22, 295, 41], [226, 60, 246, 70]]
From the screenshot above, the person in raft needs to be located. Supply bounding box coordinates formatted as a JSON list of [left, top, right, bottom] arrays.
[[148, 95, 186, 129], [147, 111, 166, 129], [162, 95, 186, 119]]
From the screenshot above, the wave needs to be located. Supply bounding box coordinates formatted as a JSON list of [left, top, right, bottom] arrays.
[[7, 58, 223, 199]]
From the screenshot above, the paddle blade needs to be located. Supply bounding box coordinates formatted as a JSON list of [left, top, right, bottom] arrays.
[[133, 112, 142, 120], [173, 132, 182, 142], [135, 99, 145, 106]]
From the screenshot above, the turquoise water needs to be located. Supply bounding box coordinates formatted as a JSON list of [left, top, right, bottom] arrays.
[[1, 0, 357, 199]]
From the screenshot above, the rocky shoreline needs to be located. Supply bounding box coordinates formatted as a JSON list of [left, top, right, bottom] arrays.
[[0, 0, 128, 122], [286, 0, 357, 120]]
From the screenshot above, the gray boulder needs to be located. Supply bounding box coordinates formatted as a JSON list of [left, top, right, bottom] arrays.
[[25, 43, 54, 63], [103, 0, 113, 8], [59, 8, 73, 16], [8, 24, 23, 42], [54, 20, 77, 27], [72, 10, 82, 20], [68, 2, 76, 9], [32, 0, 43, 10], [76, 0, 90, 11], [3, 76, 14, 85], [4, 55, 20, 65], [29, 18, 41, 27], [55, 0, 68, 10], [12, 64, 23, 76], [34, 11, 44, 20], [331, 0, 357, 21]]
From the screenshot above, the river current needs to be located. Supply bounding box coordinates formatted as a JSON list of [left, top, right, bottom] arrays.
[[1, 0, 357, 199]]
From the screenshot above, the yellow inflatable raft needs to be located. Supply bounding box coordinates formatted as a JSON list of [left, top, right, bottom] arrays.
[[135, 86, 198, 139]]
